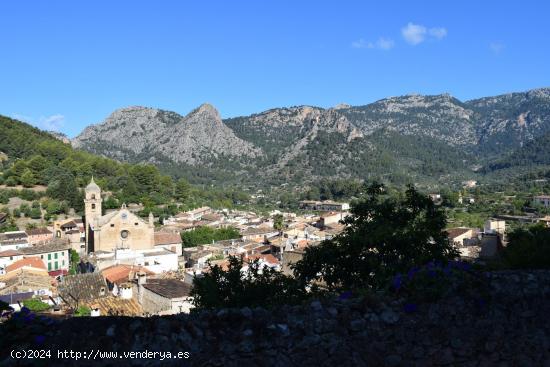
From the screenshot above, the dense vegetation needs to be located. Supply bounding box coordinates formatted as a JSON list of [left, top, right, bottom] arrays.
[[192, 184, 460, 309], [191, 256, 308, 310], [181, 226, 240, 248], [501, 224, 550, 269], [0, 115, 254, 222]]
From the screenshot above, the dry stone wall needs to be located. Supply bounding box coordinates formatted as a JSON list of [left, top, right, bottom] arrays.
[[1, 270, 550, 366]]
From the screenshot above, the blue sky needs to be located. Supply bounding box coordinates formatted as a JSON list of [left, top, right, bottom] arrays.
[[1, 1, 549, 137]]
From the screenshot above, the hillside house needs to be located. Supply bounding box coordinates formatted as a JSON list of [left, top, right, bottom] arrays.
[[25, 227, 53, 245], [299, 200, 350, 212], [137, 277, 194, 315], [533, 195, 550, 208]]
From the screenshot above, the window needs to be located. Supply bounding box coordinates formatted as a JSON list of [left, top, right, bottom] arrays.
[[48, 254, 51, 260], [134, 223, 139, 226], [41, 255, 43, 259], [91, 194, 96, 199], [100, 287, 106, 296], [110, 224, 114, 227], [121, 230, 129, 239], [54, 253, 58, 259], [62, 260, 65, 266], [54, 261, 58, 270], [92, 204, 96, 209], [48, 263, 51, 271]]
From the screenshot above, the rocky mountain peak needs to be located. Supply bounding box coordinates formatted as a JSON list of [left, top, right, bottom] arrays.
[[189, 103, 221, 121]]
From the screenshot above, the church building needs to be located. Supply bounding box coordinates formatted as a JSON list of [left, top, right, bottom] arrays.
[[84, 178, 156, 253]]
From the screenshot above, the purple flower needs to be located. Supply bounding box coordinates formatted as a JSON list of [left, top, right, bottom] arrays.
[[34, 335, 46, 344], [443, 265, 451, 276], [428, 270, 437, 278], [403, 303, 418, 313], [339, 291, 352, 300], [20, 306, 31, 314]]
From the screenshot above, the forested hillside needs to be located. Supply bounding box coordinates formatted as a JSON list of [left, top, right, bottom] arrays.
[[0, 115, 250, 218]]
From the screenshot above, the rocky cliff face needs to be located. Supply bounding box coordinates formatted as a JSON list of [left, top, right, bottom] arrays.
[[73, 104, 260, 165], [72, 88, 550, 185]]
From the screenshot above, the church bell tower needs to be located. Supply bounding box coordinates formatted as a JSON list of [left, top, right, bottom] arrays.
[[84, 177, 102, 253]]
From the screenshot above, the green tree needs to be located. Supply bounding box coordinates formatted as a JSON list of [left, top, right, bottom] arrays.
[[502, 224, 550, 269], [69, 249, 80, 274], [181, 226, 240, 247], [175, 178, 191, 201], [273, 214, 284, 233], [293, 183, 459, 290], [191, 256, 308, 310], [4, 176, 17, 187], [20, 169, 36, 187], [29, 207, 42, 219]]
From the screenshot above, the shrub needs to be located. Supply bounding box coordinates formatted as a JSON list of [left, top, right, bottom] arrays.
[[502, 224, 550, 269], [22, 298, 51, 312], [74, 305, 91, 317], [191, 256, 311, 310]]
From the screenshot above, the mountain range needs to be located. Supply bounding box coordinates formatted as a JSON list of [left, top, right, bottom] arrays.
[[71, 88, 550, 188]]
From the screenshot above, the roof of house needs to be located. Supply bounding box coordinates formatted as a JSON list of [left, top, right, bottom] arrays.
[[60, 221, 77, 229], [0, 291, 35, 304], [5, 257, 47, 273], [0, 232, 28, 241], [85, 296, 143, 316], [0, 269, 52, 295], [246, 253, 280, 266], [447, 228, 473, 239], [0, 250, 22, 257], [240, 226, 276, 236], [19, 241, 71, 255], [154, 232, 182, 246], [58, 273, 108, 304], [142, 279, 192, 299], [201, 213, 222, 222], [143, 249, 175, 257], [26, 227, 52, 236], [101, 264, 153, 284]]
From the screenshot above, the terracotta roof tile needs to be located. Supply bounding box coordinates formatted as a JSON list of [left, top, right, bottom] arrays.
[[101, 265, 153, 284], [154, 232, 182, 246], [5, 257, 47, 273]]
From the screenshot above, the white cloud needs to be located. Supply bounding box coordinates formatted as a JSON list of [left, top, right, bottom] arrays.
[[352, 37, 394, 50], [11, 113, 66, 132], [351, 39, 373, 49], [490, 41, 505, 54], [402, 23, 447, 45], [376, 37, 395, 50], [429, 27, 447, 40], [402, 22, 427, 45]]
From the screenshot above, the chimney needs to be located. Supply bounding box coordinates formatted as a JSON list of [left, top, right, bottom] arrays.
[[119, 283, 133, 299], [137, 271, 147, 285]]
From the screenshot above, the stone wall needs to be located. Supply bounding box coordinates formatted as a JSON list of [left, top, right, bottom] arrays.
[[1, 270, 550, 366]]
